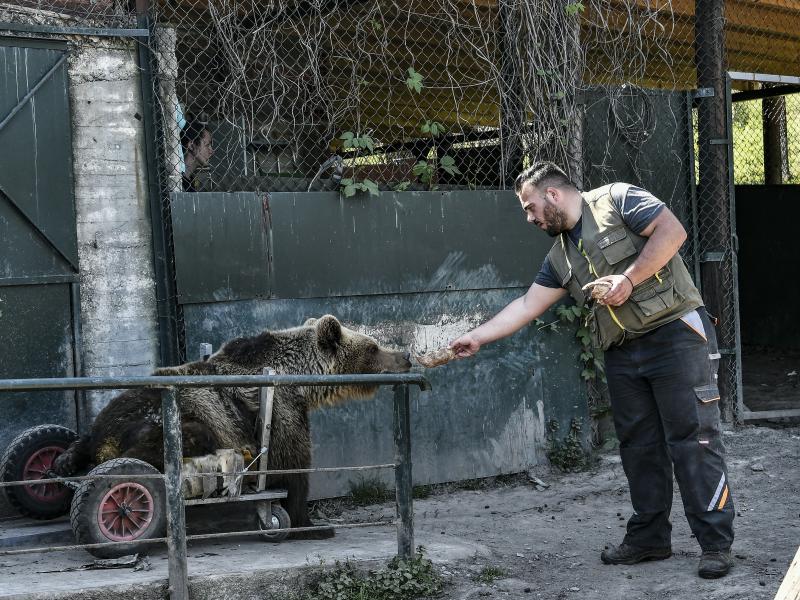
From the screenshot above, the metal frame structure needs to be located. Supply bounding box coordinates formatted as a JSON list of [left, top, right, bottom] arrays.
[[0, 372, 431, 600], [728, 70, 800, 422]]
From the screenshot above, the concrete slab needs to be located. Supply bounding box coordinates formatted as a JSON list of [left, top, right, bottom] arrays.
[[0, 525, 486, 600], [0, 517, 72, 550]]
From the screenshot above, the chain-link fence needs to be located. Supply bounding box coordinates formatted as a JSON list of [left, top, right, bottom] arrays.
[[3, 0, 799, 419]]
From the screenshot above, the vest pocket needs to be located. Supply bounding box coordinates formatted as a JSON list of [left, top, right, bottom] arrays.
[[628, 270, 675, 317], [597, 227, 638, 264]]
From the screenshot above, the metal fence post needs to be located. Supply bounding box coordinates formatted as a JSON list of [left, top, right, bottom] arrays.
[[161, 387, 189, 600], [393, 383, 413, 559]]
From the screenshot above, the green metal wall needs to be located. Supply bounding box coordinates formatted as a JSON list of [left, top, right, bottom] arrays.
[[0, 39, 79, 449], [171, 191, 586, 497]]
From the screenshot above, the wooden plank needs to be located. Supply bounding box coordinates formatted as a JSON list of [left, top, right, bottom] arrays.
[[775, 544, 800, 600]]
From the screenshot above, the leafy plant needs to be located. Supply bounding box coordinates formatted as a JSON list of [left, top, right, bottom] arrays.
[[340, 178, 380, 198], [406, 67, 423, 93], [304, 547, 443, 600], [547, 418, 590, 473], [337, 131, 379, 197], [565, 2, 585, 16], [472, 566, 507, 583], [348, 475, 391, 505]]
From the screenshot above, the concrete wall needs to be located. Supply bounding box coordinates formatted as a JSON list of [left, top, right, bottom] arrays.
[[67, 41, 160, 412]]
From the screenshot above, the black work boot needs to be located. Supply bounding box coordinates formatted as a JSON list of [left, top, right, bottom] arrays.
[[601, 543, 672, 565], [698, 550, 732, 579]]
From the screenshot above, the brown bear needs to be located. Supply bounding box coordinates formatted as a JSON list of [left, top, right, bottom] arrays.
[[54, 315, 411, 537]]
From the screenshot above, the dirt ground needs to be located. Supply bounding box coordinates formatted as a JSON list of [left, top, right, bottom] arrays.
[[331, 424, 800, 600]]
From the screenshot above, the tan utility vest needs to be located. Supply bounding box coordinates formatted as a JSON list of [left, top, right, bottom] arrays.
[[547, 184, 703, 350]]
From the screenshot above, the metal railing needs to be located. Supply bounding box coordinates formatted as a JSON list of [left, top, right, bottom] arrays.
[[0, 373, 431, 600]]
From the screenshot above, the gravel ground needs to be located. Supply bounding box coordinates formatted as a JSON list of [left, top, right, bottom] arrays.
[[336, 424, 800, 600]]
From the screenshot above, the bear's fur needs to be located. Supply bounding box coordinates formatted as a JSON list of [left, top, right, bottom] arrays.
[[54, 315, 411, 537]]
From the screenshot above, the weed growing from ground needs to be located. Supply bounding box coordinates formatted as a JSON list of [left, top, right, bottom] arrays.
[[303, 546, 443, 600], [472, 566, 508, 583], [348, 475, 391, 505]]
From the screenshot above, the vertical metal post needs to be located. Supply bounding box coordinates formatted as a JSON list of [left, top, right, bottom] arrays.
[[393, 383, 413, 559], [68, 281, 89, 435], [161, 387, 189, 600], [257, 368, 275, 492], [724, 75, 745, 423], [136, 0, 181, 366], [686, 91, 702, 290]]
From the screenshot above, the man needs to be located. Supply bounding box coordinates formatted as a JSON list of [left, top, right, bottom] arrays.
[[450, 162, 734, 579], [181, 118, 214, 192]]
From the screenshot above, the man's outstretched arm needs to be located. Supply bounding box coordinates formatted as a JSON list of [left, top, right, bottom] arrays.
[[450, 283, 567, 358]]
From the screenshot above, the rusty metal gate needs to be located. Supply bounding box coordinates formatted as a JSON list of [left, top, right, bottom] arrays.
[[0, 38, 82, 447]]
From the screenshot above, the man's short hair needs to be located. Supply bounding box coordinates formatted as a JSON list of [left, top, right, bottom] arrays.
[[514, 161, 575, 194]]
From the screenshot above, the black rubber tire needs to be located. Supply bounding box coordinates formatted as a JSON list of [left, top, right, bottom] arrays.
[[0, 424, 78, 519], [70, 458, 166, 558], [258, 503, 291, 542]]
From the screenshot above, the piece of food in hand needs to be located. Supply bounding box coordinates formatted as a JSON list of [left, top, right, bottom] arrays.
[[582, 280, 613, 300], [414, 347, 456, 368]]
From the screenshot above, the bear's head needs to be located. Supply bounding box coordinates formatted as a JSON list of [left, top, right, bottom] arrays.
[[304, 315, 412, 408]]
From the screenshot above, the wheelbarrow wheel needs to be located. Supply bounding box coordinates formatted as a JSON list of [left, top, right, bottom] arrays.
[[257, 503, 291, 542], [71, 458, 165, 558], [0, 424, 78, 519]]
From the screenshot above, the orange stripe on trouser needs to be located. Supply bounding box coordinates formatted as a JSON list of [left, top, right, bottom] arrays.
[[717, 485, 729, 510]]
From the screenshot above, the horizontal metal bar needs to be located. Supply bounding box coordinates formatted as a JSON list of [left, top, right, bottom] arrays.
[[185, 464, 398, 478], [0, 463, 398, 489], [742, 409, 800, 420], [0, 22, 149, 38], [186, 521, 393, 543], [0, 521, 393, 556], [0, 274, 79, 287], [729, 71, 800, 85], [0, 373, 432, 393], [709, 138, 730, 145], [185, 490, 287, 506], [732, 84, 800, 103]]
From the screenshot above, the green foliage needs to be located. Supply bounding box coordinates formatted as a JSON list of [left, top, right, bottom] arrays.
[[392, 181, 411, 192], [564, 2, 584, 16], [547, 418, 590, 473], [348, 475, 391, 505], [406, 67, 424, 93], [412, 160, 435, 184], [421, 120, 445, 136], [340, 131, 375, 153], [539, 303, 605, 383], [340, 177, 380, 198], [304, 547, 443, 600], [472, 566, 507, 584], [439, 155, 461, 176]]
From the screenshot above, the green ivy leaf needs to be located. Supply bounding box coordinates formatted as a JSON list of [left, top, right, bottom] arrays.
[[565, 2, 584, 16], [406, 67, 423, 93], [393, 180, 411, 192], [362, 178, 380, 196], [340, 131, 355, 150], [342, 182, 357, 197], [439, 154, 461, 176]]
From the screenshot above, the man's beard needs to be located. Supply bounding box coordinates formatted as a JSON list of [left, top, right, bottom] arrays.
[[543, 200, 569, 237]]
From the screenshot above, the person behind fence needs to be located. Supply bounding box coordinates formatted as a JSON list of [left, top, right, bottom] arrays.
[[181, 117, 214, 192], [449, 161, 735, 579]]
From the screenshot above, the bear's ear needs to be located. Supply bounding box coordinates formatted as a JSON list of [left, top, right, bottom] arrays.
[[303, 317, 317, 326], [315, 315, 342, 351]]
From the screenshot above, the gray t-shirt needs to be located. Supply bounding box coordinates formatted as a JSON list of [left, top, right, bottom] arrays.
[[534, 183, 665, 289]]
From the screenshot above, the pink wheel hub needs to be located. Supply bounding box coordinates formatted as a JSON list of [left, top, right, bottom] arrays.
[[22, 446, 68, 502], [97, 482, 154, 541]]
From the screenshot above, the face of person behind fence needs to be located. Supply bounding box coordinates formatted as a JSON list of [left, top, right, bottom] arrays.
[[189, 130, 214, 167], [518, 182, 570, 237]]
